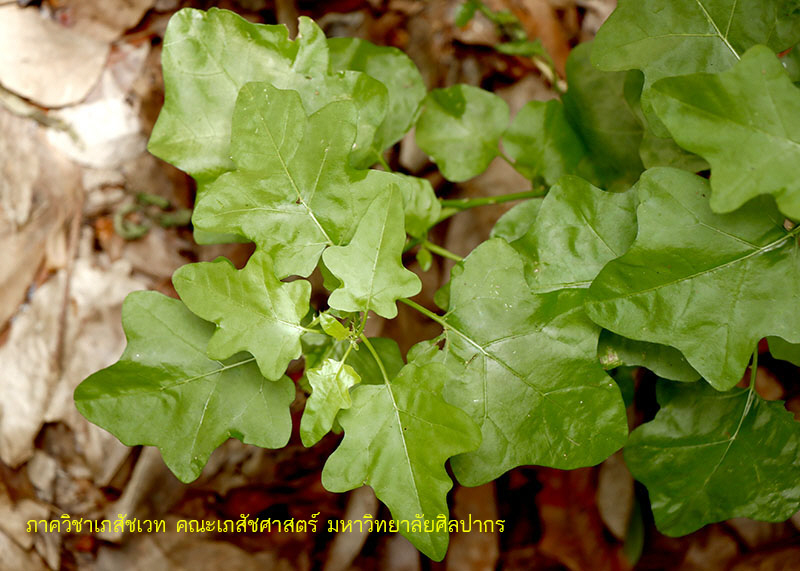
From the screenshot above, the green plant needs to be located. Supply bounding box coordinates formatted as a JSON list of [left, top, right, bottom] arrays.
[[75, 1, 800, 561]]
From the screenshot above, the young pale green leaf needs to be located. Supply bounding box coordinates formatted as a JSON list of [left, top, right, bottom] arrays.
[[768, 336, 800, 366], [148, 9, 389, 179], [502, 100, 587, 185], [597, 331, 700, 383], [625, 381, 800, 536], [172, 251, 310, 380], [415, 85, 510, 182], [592, 0, 800, 134], [148, 8, 297, 179], [416, 246, 433, 272], [192, 84, 424, 278], [562, 43, 644, 190], [587, 168, 800, 390], [651, 46, 800, 219], [328, 37, 426, 157], [323, 186, 421, 319], [321, 357, 481, 561], [431, 238, 628, 485], [300, 358, 361, 447], [74, 291, 294, 483], [319, 313, 350, 341], [490, 199, 542, 243]]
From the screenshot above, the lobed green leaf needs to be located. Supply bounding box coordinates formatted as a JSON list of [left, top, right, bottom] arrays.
[[300, 359, 361, 447], [322, 355, 481, 561], [74, 292, 294, 483], [587, 168, 800, 390], [562, 43, 644, 189], [323, 185, 422, 318], [172, 251, 310, 381], [652, 45, 800, 219], [415, 85, 510, 182], [502, 99, 586, 185], [626, 381, 800, 536]]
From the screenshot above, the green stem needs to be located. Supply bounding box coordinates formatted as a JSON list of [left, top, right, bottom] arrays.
[[376, 153, 392, 172], [403, 237, 422, 254], [400, 298, 449, 331], [359, 334, 390, 384], [422, 239, 463, 262], [439, 188, 546, 210]]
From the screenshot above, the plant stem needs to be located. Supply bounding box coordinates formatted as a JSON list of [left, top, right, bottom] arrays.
[[439, 188, 546, 210], [376, 153, 392, 172], [748, 346, 759, 394], [400, 298, 449, 331], [359, 334, 390, 384], [421, 239, 463, 262]]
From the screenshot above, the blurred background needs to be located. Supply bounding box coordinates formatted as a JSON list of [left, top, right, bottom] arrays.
[[1, 0, 799, 569]]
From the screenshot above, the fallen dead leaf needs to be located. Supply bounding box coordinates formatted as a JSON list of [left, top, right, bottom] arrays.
[[446, 483, 500, 571], [536, 467, 629, 571], [56, 0, 156, 43], [0, 107, 81, 329], [0, 257, 144, 469], [596, 451, 634, 541], [47, 41, 149, 169], [0, 5, 108, 108]]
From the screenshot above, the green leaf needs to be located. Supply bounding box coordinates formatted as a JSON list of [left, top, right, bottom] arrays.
[[416, 247, 433, 272], [345, 337, 405, 385], [320, 195, 419, 313], [490, 199, 541, 243], [192, 84, 419, 278], [148, 8, 297, 179], [502, 100, 587, 185], [319, 313, 350, 341], [592, 0, 800, 134], [323, 185, 422, 318], [651, 46, 800, 219], [328, 37, 426, 156], [598, 330, 701, 382], [586, 167, 800, 390], [496, 39, 546, 57], [433, 238, 628, 484], [768, 336, 800, 366], [562, 42, 644, 190], [415, 85, 510, 182], [512, 176, 638, 291], [74, 291, 294, 483], [390, 173, 441, 239], [594, 0, 800, 84], [622, 70, 709, 172], [300, 358, 361, 447], [321, 355, 481, 561], [172, 251, 310, 380], [148, 9, 389, 179], [625, 381, 800, 536]]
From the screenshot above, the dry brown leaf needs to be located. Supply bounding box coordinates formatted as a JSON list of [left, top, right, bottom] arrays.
[[0, 108, 81, 329], [47, 42, 149, 169], [537, 467, 629, 571], [0, 6, 108, 108], [0, 258, 144, 468], [57, 0, 156, 43], [596, 451, 634, 540], [446, 483, 500, 571], [323, 486, 378, 571]]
